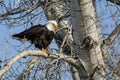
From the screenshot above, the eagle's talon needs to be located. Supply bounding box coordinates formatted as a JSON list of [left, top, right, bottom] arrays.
[[42, 48, 50, 55]]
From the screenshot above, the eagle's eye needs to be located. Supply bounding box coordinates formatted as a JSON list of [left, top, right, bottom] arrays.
[[51, 23, 58, 30], [51, 23, 55, 27]]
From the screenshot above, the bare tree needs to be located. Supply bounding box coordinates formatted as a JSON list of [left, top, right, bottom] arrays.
[[0, 0, 120, 80]]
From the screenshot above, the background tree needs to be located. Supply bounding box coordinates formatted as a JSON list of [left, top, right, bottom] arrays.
[[0, 0, 120, 80]]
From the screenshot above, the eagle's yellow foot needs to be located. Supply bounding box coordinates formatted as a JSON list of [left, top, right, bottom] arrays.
[[42, 48, 50, 55]]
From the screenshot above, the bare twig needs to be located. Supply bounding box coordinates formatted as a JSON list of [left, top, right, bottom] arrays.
[[0, 1, 41, 18], [17, 57, 40, 80]]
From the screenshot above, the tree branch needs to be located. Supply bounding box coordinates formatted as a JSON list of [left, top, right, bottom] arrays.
[[0, 1, 41, 18], [101, 24, 120, 62], [100, 24, 120, 80], [0, 50, 78, 77], [107, 0, 120, 6], [102, 24, 120, 47]]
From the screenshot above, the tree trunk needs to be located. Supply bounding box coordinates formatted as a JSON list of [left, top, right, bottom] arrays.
[[69, 0, 105, 80], [43, 0, 106, 79]]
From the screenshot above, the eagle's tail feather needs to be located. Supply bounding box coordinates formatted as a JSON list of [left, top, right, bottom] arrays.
[[12, 34, 27, 41]]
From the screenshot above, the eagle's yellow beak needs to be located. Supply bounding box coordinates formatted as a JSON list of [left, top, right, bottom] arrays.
[[54, 24, 59, 30]]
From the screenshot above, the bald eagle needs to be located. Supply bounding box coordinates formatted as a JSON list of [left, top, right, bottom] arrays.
[[12, 20, 58, 53]]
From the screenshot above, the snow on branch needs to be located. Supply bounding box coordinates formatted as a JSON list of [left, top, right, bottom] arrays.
[[0, 50, 78, 77]]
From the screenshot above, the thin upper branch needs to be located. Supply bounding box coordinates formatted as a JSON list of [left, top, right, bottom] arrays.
[[0, 1, 41, 18], [0, 50, 78, 77]]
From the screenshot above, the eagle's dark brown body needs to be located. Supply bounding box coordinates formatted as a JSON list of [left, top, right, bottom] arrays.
[[12, 24, 54, 49]]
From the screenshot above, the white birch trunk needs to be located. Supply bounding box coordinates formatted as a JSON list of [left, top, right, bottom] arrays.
[[69, 0, 105, 79]]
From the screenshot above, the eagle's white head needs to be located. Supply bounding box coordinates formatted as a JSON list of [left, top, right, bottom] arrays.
[[46, 20, 58, 32]]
